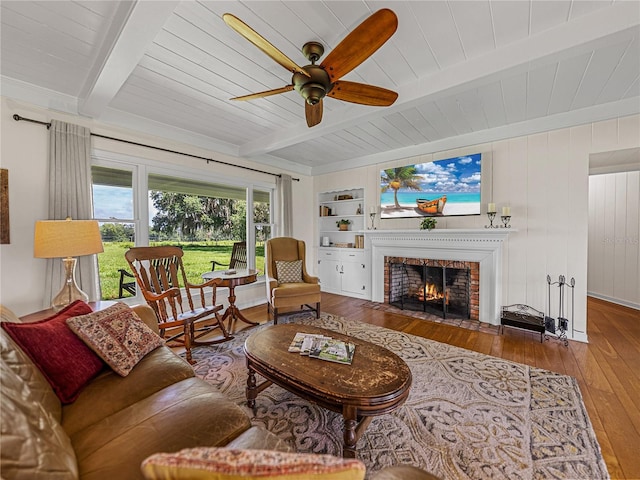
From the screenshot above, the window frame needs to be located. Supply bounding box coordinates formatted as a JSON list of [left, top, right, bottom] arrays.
[[91, 149, 276, 301]]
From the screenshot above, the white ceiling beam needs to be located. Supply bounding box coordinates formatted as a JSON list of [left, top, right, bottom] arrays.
[[238, 0, 640, 158], [78, 1, 179, 119]]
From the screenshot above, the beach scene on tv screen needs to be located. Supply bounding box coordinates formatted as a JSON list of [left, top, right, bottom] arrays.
[[380, 153, 481, 218]]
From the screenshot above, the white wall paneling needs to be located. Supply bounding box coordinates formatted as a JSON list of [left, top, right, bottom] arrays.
[[588, 171, 640, 309], [315, 114, 640, 342]]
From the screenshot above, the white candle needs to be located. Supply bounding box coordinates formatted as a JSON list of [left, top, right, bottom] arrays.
[[488, 203, 496, 213], [370, 206, 376, 214], [502, 206, 511, 216]]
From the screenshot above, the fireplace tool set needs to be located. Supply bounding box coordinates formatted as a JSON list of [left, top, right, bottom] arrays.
[[545, 275, 575, 346]]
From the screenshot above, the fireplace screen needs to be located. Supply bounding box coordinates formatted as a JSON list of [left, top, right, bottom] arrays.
[[388, 260, 471, 319]]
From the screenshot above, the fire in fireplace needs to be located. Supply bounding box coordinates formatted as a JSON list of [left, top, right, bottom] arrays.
[[417, 282, 448, 303], [386, 258, 477, 320]]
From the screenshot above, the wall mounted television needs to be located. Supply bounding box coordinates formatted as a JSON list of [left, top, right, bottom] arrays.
[[380, 153, 482, 219]]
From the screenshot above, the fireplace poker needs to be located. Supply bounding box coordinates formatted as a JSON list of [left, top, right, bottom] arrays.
[[545, 275, 555, 333], [569, 277, 575, 338], [557, 275, 568, 346]]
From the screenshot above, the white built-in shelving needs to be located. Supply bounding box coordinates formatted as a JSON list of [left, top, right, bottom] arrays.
[[318, 188, 365, 249], [317, 188, 369, 299]]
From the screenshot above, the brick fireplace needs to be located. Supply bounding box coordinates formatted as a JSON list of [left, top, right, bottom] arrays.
[[365, 229, 513, 325], [385, 257, 480, 320]]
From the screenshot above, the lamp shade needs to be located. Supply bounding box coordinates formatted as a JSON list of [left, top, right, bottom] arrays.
[[34, 219, 104, 258]]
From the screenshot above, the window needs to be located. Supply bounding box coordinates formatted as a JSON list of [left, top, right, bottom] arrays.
[[91, 159, 274, 301], [91, 165, 137, 300], [253, 188, 272, 275]]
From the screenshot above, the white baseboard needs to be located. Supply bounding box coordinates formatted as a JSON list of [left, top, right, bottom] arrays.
[[587, 293, 640, 311]]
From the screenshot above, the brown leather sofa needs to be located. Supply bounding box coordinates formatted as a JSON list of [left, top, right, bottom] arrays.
[[1, 303, 437, 480], [1, 303, 289, 480]]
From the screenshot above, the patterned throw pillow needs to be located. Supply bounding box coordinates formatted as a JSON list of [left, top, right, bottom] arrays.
[[276, 260, 303, 284], [141, 447, 366, 480], [66, 302, 164, 377], [1, 300, 105, 403]]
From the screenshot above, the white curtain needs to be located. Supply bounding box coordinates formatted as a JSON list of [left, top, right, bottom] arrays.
[[43, 120, 99, 307], [276, 174, 293, 237]]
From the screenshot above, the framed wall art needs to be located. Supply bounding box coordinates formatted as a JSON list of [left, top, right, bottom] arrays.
[[380, 154, 482, 219]]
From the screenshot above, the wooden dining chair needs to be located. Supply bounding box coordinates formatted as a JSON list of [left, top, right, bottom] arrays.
[[211, 241, 247, 271], [125, 246, 232, 363]]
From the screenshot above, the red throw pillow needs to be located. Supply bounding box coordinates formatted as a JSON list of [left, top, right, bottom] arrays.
[[1, 300, 105, 404]]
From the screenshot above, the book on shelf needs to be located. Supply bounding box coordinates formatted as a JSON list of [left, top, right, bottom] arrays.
[[319, 206, 333, 217]]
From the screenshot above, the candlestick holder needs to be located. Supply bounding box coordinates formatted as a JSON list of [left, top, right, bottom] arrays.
[[369, 212, 376, 230], [485, 212, 498, 228], [501, 215, 511, 228]]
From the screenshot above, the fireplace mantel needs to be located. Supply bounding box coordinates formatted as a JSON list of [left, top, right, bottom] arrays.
[[364, 229, 515, 325]]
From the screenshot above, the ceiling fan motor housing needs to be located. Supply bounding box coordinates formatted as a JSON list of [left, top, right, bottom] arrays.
[[293, 65, 332, 105]]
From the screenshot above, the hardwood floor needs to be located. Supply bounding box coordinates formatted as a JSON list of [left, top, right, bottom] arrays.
[[239, 293, 640, 479]]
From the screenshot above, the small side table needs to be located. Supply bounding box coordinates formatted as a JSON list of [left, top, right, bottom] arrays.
[[202, 269, 260, 332]]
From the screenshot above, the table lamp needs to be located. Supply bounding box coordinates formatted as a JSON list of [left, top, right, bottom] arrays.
[[34, 218, 104, 311]]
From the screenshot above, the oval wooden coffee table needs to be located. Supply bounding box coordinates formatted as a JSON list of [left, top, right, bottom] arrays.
[[244, 323, 412, 458]]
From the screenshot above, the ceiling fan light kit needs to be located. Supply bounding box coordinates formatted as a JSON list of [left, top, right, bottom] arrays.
[[223, 9, 399, 127]]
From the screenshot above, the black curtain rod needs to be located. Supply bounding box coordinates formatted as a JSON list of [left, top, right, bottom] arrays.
[[12, 114, 299, 181]]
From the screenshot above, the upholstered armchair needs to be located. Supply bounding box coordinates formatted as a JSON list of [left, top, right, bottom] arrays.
[[265, 237, 321, 323]]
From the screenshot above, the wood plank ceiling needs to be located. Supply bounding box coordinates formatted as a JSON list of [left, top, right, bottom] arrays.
[[1, 1, 639, 175]]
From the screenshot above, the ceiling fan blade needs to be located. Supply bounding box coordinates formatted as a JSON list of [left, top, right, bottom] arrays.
[[320, 9, 397, 82], [328, 81, 398, 106], [231, 85, 294, 101], [223, 14, 310, 78], [305, 100, 323, 127]]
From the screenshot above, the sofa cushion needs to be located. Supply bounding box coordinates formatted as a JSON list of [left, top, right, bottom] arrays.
[[1, 300, 105, 403], [1, 356, 78, 479], [71, 377, 251, 480], [141, 448, 366, 480], [67, 302, 164, 376], [62, 346, 195, 437], [0, 305, 62, 421]]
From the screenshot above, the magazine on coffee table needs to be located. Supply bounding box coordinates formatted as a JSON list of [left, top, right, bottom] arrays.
[[288, 332, 355, 364], [288, 333, 329, 354], [308, 338, 355, 365]]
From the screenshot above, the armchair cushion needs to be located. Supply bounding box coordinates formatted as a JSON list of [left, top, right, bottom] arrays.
[[271, 282, 321, 298], [276, 260, 303, 284], [67, 302, 164, 377], [1, 300, 105, 404], [141, 448, 365, 480]]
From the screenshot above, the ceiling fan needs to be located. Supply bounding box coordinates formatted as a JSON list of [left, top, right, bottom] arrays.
[[223, 9, 399, 128]]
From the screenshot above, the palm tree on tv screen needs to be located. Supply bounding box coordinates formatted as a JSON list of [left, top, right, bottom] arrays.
[[381, 166, 421, 208]]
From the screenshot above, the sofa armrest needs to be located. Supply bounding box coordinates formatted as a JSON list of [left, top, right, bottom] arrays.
[[225, 426, 292, 452], [131, 304, 159, 335], [371, 466, 441, 480]]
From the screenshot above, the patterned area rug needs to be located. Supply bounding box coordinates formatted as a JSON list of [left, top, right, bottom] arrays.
[[188, 312, 608, 480]]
